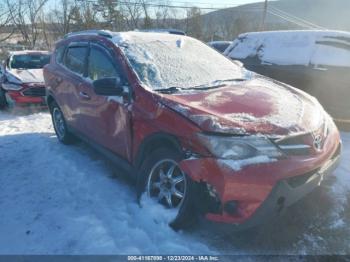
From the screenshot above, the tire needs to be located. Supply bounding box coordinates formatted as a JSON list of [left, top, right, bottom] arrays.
[[0, 88, 7, 109], [136, 148, 198, 230], [49, 101, 75, 144]]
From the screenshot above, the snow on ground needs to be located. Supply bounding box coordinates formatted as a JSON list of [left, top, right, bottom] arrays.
[[0, 110, 349, 255], [0, 111, 212, 254]]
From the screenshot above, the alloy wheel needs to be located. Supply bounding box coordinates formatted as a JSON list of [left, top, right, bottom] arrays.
[[146, 159, 187, 209], [52, 107, 66, 139]]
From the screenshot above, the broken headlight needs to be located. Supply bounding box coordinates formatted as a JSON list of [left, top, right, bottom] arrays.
[[197, 133, 283, 160], [2, 82, 23, 91]]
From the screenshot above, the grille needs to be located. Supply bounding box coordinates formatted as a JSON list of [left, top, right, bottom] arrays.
[[22, 87, 46, 97], [276, 135, 311, 155], [276, 123, 328, 156]]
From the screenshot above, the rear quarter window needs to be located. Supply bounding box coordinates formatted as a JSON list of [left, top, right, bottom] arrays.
[[55, 45, 66, 64]]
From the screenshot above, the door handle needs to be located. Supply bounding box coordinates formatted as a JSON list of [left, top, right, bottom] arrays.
[[79, 91, 91, 100]]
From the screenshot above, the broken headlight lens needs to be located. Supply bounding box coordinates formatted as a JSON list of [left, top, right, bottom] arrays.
[[197, 133, 283, 160], [2, 82, 23, 91]]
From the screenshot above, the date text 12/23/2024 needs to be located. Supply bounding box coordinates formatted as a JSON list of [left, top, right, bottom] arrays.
[[127, 256, 219, 261]]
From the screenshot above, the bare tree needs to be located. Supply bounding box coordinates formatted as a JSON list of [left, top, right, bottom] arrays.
[[52, 0, 74, 35], [6, 0, 49, 48], [97, 0, 126, 31], [121, 0, 143, 29], [141, 0, 152, 29], [185, 7, 202, 39], [0, 1, 16, 42]]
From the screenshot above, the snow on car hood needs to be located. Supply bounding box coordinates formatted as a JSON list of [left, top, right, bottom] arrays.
[[6, 68, 44, 84], [160, 77, 325, 137]]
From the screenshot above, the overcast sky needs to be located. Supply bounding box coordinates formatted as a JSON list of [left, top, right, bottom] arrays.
[[46, 0, 268, 18], [48, 0, 267, 10], [173, 0, 265, 8]]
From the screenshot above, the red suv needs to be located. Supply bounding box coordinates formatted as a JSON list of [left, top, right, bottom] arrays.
[[0, 50, 51, 109], [44, 30, 342, 230]]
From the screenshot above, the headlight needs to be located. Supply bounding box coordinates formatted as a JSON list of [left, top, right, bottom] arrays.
[[325, 112, 336, 133], [2, 82, 23, 91], [197, 133, 283, 160]]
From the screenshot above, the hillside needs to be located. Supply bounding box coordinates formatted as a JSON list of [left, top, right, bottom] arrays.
[[201, 0, 350, 40]]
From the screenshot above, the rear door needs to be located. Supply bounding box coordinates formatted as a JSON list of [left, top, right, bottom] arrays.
[[58, 42, 89, 132], [77, 42, 133, 160]]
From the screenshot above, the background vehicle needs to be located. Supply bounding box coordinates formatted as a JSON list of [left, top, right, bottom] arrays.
[[224, 30, 350, 128], [44, 30, 341, 230], [208, 41, 232, 53], [136, 28, 186, 35], [0, 50, 51, 109]]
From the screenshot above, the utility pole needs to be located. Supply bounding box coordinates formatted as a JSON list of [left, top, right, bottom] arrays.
[[260, 0, 268, 31]]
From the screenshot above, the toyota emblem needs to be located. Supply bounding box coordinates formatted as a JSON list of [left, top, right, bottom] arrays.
[[313, 135, 323, 151]]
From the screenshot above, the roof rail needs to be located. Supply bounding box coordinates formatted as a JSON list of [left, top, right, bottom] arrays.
[[64, 30, 113, 39]]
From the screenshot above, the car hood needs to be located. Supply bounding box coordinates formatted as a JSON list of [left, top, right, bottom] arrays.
[[7, 68, 44, 84], [160, 77, 324, 137]]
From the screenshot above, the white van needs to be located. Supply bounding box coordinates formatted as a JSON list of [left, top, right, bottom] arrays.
[[225, 30, 350, 127]]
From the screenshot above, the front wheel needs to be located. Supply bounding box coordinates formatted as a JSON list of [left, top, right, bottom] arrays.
[[137, 148, 197, 230], [50, 101, 75, 144]]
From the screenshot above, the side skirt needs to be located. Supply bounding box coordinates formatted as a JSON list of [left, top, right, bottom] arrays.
[[67, 126, 137, 179]]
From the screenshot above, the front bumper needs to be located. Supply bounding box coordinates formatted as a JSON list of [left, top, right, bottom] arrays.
[[228, 150, 341, 230], [179, 129, 342, 228], [5, 91, 46, 107]]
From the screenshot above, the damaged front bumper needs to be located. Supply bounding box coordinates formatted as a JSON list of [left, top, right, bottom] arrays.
[[179, 132, 341, 229], [5, 91, 47, 107]]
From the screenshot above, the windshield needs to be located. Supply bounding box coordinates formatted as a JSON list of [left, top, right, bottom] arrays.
[[119, 34, 244, 90], [10, 54, 50, 70]]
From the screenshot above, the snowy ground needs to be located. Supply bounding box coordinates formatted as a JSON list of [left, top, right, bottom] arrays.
[[0, 110, 349, 255]]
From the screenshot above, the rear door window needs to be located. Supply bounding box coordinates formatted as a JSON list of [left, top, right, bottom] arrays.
[[64, 45, 88, 76]]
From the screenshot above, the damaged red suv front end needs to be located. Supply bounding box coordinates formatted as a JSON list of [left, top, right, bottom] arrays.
[[157, 77, 341, 228]]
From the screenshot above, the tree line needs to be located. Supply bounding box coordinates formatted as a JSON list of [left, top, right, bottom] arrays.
[[0, 0, 293, 50]]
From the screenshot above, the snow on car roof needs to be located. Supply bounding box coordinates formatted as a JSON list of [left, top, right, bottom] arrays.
[[232, 29, 350, 38], [224, 30, 350, 67], [9, 50, 51, 56], [111, 31, 187, 46], [208, 41, 232, 45]]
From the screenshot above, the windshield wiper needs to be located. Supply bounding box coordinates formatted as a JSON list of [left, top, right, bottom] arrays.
[[155, 86, 183, 94], [187, 78, 247, 91], [155, 78, 247, 93], [215, 78, 247, 83]]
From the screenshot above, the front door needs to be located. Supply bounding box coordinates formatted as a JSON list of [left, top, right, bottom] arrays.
[[78, 42, 132, 161]]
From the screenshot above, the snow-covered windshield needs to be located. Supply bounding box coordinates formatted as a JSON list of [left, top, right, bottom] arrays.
[[116, 33, 244, 90]]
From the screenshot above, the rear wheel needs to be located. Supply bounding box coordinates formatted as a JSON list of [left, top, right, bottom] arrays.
[[50, 101, 75, 144], [137, 148, 197, 230], [0, 88, 7, 109]]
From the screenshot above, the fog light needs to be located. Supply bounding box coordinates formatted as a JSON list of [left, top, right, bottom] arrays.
[[224, 200, 238, 215]]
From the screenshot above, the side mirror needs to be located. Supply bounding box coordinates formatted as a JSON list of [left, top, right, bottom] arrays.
[[93, 77, 124, 96]]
